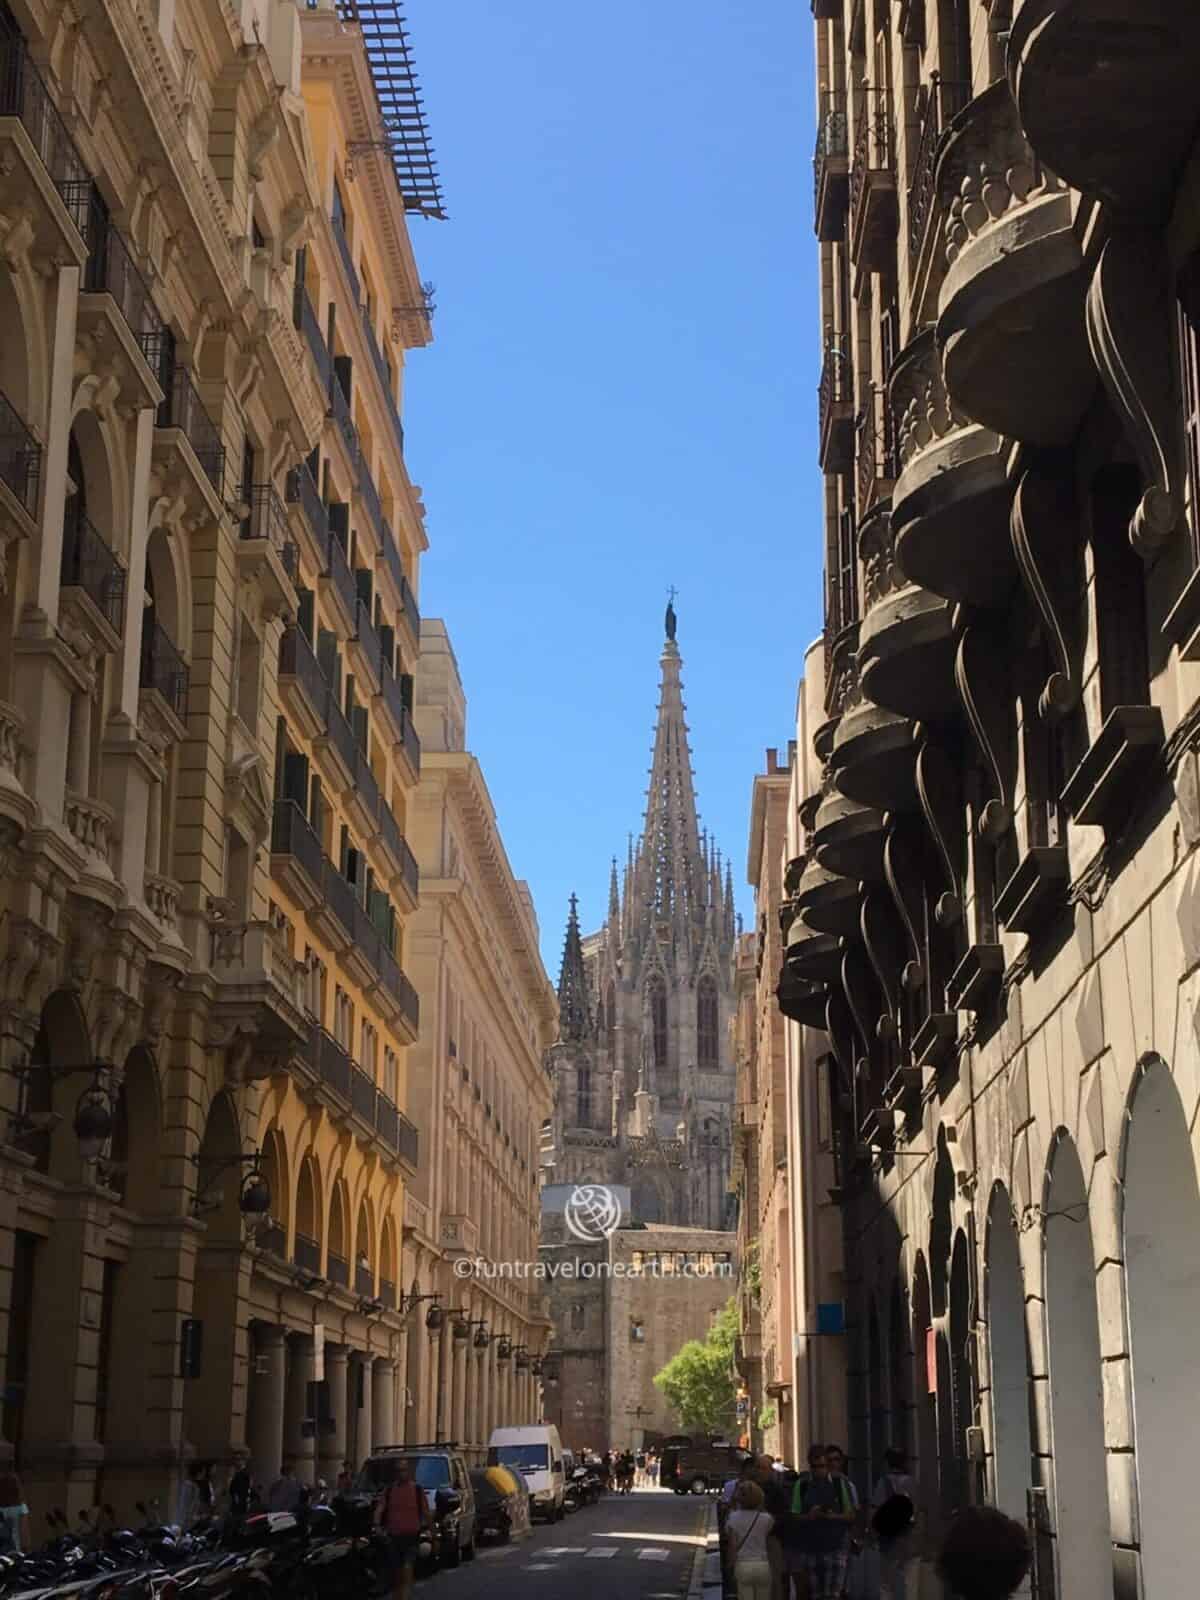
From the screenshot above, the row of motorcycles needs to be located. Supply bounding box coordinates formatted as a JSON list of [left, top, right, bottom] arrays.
[[560, 1463, 605, 1514], [0, 1491, 400, 1600]]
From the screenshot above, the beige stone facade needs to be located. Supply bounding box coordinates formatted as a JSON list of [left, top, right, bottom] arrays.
[[786, 4, 1200, 1598], [403, 620, 557, 1460], [0, 0, 439, 1520]]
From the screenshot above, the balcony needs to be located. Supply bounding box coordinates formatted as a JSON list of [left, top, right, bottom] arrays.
[[890, 327, 1013, 610], [313, 686, 358, 791], [357, 463, 387, 553], [321, 522, 357, 632], [207, 917, 308, 1062], [386, 958, 420, 1043], [138, 618, 189, 733], [793, 859, 860, 939], [935, 81, 1091, 449], [818, 333, 853, 475], [332, 211, 361, 305], [855, 384, 895, 517], [0, 385, 40, 534], [849, 88, 897, 275], [293, 1231, 322, 1275], [155, 361, 225, 500], [776, 955, 830, 1029], [355, 1261, 374, 1298], [278, 625, 326, 740], [377, 801, 420, 909], [813, 91, 849, 242], [310, 1025, 352, 1099], [297, 287, 332, 392], [829, 654, 918, 814], [1008, 1, 1200, 224], [349, 596, 383, 691], [258, 1220, 287, 1260], [80, 209, 165, 408], [0, 38, 90, 266], [307, 1026, 418, 1168], [60, 504, 125, 649], [856, 506, 956, 723], [286, 460, 329, 563], [328, 1252, 349, 1289], [270, 797, 323, 910], [360, 304, 405, 460], [440, 1214, 480, 1259], [312, 854, 357, 950], [1061, 705, 1165, 833], [393, 697, 421, 782], [813, 785, 886, 886], [346, 739, 383, 843], [329, 373, 362, 479], [781, 906, 842, 987], [907, 74, 972, 318], [378, 1093, 419, 1169], [239, 485, 297, 614]]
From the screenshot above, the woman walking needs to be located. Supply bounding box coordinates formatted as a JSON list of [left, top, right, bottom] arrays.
[[723, 1480, 775, 1599]]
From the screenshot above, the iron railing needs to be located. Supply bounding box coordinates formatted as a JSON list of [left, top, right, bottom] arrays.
[[399, 573, 420, 642], [380, 517, 406, 596], [278, 624, 326, 717], [299, 288, 332, 391], [380, 661, 408, 733], [354, 743, 382, 824], [358, 461, 386, 547], [0, 386, 40, 516], [351, 1063, 377, 1125], [311, 1025, 352, 1100], [82, 210, 165, 362], [332, 212, 361, 305], [320, 856, 358, 942], [243, 485, 298, 578], [61, 504, 125, 634], [139, 618, 188, 718], [355, 1262, 374, 1298], [380, 1277, 397, 1309], [813, 89, 848, 218], [353, 895, 385, 978], [850, 87, 895, 224], [394, 1102, 419, 1166], [856, 383, 896, 509], [157, 364, 224, 491], [908, 75, 971, 259], [360, 304, 405, 457], [324, 523, 358, 619], [327, 1252, 349, 1289], [379, 801, 419, 901], [323, 687, 359, 776], [0, 37, 89, 202], [259, 1221, 287, 1258], [293, 1231, 321, 1274], [398, 701, 422, 775], [270, 797, 323, 887], [353, 597, 383, 681], [330, 374, 362, 475], [819, 332, 851, 447], [286, 461, 328, 546], [827, 507, 860, 640]]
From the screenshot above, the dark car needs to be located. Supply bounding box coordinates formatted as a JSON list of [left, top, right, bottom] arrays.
[[356, 1443, 477, 1568], [661, 1441, 749, 1495], [469, 1466, 531, 1545]]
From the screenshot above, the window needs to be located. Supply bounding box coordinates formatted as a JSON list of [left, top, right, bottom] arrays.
[[362, 1021, 378, 1077], [648, 977, 667, 1072], [384, 1047, 398, 1101], [697, 976, 719, 1071]]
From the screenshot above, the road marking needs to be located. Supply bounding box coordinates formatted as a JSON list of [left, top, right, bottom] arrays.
[[585, 1547, 618, 1558], [638, 1547, 670, 1560], [542, 1546, 587, 1555], [526, 1561, 556, 1569]]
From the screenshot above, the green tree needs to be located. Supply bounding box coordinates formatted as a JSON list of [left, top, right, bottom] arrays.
[[653, 1298, 738, 1434]]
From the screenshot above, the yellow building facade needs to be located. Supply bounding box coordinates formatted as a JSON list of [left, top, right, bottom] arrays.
[[0, 0, 438, 1518]]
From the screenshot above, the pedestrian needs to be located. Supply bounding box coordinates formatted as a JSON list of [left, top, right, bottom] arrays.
[[790, 1445, 856, 1600], [936, 1507, 1031, 1600], [0, 1473, 29, 1554], [378, 1458, 432, 1600], [870, 1447, 918, 1600], [228, 1457, 252, 1519], [266, 1466, 303, 1513], [336, 1460, 355, 1496], [723, 1480, 775, 1600], [175, 1462, 206, 1530]]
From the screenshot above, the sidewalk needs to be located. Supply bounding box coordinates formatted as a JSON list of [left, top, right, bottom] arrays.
[[686, 1498, 721, 1599]]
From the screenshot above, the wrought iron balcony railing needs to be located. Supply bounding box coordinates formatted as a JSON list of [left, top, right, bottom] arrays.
[[0, 38, 89, 202], [813, 88, 849, 237], [279, 623, 326, 716], [298, 287, 332, 391], [324, 523, 357, 619], [139, 618, 189, 719], [293, 1231, 321, 1274], [322, 687, 359, 778], [320, 856, 358, 943], [327, 1252, 349, 1288], [398, 701, 421, 775], [908, 74, 971, 260], [243, 484, 297, 578], [82, 207, 165, 364], [378, 801, 419, 901], [61, 503, 126, 634], [286, 460, 328, 546], [270, 797, 323, 888], [353, 597, 383, 681], [329, 373, 362, 475], [856, 383, 897, 513], [332, 211, 361, 306], [157, 364, 224, 491], [360, 304, 405, 458], [0, 385, 40, 516]]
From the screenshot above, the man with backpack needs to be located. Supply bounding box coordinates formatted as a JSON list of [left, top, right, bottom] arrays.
[[377, 1458, 433, 1600], [789, 1446, 857, 1600], [870, 1448, 918, 1600]]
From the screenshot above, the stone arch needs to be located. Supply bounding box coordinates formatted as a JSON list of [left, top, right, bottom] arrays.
[[144, 523, 191, 657], [27, 988, 94, 1176], [328, 1176, 349, 1278], [260, 1125, 289, 1238], [67, 404, 121, 552], [984, 1182, 1032, 1522], [1042, 1130, 1110, 1598], [295, 1149, 322, 1265], [948, 1228, 976, 1511], [887, 1273, 912, 1458], [0, 252, 42, 426], [911, 1252, 939, 1537], [194, 1089, 243, 1241], [1122, 1054, 1200, 1599], [110, 1044, 162, 1213]]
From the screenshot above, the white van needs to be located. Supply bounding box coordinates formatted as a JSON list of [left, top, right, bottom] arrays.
[[487, 1425, 565, 1521]]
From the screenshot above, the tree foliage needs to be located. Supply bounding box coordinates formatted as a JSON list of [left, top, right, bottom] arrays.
[[653, 1298, 738, 1434]]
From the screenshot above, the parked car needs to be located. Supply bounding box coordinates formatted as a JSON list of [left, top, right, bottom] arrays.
[[660, 1441, 749, 1494], [356, 1443, 477, 1568], [487, 1424, 566, 1521], [468, 1466, 531, 1544]]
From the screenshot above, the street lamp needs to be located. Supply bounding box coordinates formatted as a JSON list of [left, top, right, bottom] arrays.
[[189, 1148, 271, 1217], [470, 1319, 490, 1351], [513, 1345, 530, 1373], [6, 1059, 118, 1161], [495, 1336, 512, 1362]]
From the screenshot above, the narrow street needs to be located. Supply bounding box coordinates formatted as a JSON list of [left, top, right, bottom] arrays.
[[433, 1488, 710, 1599]]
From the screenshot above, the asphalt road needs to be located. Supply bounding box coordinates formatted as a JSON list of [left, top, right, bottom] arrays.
[[424, 1487, 710, 1598]]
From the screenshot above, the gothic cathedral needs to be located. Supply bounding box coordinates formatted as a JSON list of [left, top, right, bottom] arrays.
[[546, 608, 737, 1228]]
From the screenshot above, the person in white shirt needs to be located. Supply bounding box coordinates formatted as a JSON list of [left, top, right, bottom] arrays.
[[723, 1480, 776, 1600]]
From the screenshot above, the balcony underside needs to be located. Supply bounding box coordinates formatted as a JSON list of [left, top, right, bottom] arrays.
[[892, 426, 1016, 608], [816, 159, 848, 243], [814, 789, 886, 884], [1008, 0, 1200, 222], [858, 584, 956, 722], [783, 915, 844, 985], [830, 700, 918, 813], [794, 859, 862, 938]]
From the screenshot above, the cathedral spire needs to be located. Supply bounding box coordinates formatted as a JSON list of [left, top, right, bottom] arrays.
[[608, 858, 620, 923], [557, 893, 592, 1041], [634, 607, 706, 942]]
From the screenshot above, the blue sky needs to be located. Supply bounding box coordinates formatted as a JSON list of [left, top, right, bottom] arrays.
[[402, 2, 822, 977]]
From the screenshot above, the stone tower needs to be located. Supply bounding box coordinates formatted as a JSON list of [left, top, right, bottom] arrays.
[[545, 607, 737, 1228]]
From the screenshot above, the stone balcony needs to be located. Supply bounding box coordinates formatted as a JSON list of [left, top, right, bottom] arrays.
[[890, 328, 1015, 610], [1008, 1, 1200, 224], [207, 914, 309, 1072], [813, 779, 885, 886], [440, 1213, 480, 1258], [829, 654, 918, 815], [793, 858, 861, 940], [934, 81, 1093, 448], [856, 507, 956, 723]]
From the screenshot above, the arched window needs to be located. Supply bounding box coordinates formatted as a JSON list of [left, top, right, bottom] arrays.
[[576, 1064, 591, 1128], [648, 977, 667, 1072], [697, 976, 719, 1070]]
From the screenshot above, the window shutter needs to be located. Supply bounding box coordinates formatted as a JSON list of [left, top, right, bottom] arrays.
[[351, 705, 369, 749], [297, 587, 315, 641], [355, 567, 373, 606], [310, 774, 324, 833], [400, 673, 414, 713], [379, 624, 395, 674], [317, 628, 338, 686], [328, 501, 350, 546], [282, 751, 308, 809]]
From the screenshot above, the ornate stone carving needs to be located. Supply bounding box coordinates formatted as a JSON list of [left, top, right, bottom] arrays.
[[1085, 227, 1180, 557], [955, 621, 1016, 839], [144, 872, 182, 933], [64, 790, 115, 866], [1010, 457, 1082, 717], [944, 152, 1054, 269], [859, 509, 901, 610], [894, 336, 968, 474]]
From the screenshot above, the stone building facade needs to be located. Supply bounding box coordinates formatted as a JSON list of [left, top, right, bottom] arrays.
[[543, 609, 738, 1230], [403, 620, 557, 1458], [0, 0, 439, 1518], [540, 1212, 734, 1456], [787, 4, 1200, 1598]]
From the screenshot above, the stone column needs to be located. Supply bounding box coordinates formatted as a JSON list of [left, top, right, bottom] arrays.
[[355, 1353, 373, 1464], [318, 1344, 349, 1483], [247, 1324, 287, 1487], [283, 1334, 315, 1481], [373, 1359, 397, 1449], [451, 1332, 468, 1445], [463, 1338, 478, 1460]]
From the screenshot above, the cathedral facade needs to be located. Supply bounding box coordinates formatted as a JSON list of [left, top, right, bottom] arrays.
[[544, 609, 737, 1230]]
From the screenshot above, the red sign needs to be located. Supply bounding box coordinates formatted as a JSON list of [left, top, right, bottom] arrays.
[[926, 1328, 937, 1395]]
